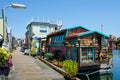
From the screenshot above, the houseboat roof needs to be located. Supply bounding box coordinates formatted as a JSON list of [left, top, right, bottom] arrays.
[[78, 31, 109, 38], [47, 25, 91, 37], [67, 25, 90, 31], [65, 34, 78, 39], [47, 29, 66, 37], [26, 21, 58, 29], [65, 31, 109, 39]]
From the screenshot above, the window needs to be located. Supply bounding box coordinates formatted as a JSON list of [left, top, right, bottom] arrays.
[[82, 47, 94, 62], [40, 26, 47, 33], [53, 35, 64, 43], [40, 30, 47, 33]]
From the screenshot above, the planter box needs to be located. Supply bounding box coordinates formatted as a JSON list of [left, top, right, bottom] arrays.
[[0, 65, 10, 76]]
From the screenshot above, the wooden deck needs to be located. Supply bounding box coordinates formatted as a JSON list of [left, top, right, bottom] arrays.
[[78, 60, 111, 73], [78, 62, 100, 72], [80, 62, 100, 67]]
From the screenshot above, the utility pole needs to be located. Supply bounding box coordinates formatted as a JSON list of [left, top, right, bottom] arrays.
[[101, 24, 103, 32]]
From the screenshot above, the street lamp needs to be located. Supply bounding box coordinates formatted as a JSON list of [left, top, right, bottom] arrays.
[[2, 3, 26, 44]]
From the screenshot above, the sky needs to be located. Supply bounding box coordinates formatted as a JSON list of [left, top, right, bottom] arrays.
[[0, 0, 120, 39]]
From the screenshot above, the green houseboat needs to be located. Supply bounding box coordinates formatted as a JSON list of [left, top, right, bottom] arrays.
[[46, 25, 113, 72]]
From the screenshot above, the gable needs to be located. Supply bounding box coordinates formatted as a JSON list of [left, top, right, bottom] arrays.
[[66, 26, 90, 36], [78, 31, 109, 38]]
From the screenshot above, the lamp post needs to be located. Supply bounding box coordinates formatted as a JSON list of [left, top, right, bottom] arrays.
[[2, 3, 26, 44]]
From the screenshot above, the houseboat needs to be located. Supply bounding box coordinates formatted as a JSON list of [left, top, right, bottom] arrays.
[[46, 26, 113, 73]]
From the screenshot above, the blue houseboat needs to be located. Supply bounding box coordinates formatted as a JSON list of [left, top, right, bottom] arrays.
[[46, 26, 112, 72]]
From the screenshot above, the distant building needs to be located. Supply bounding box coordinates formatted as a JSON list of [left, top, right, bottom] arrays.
[[108, 34, 116, 51], [7, 27, 12, 42], [7, 27, 12, 52], [25, 21, 62, 50], [25, 31, 30, 48], [0, 17, 10, 44], [0, 17, 3, 36], [12, 36, 17, 49]]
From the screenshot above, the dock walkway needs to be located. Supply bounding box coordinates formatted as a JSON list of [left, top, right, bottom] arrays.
[[9, 47, 64, 80]]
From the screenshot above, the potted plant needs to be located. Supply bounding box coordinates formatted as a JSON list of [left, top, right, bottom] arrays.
[[0, 34, 13, 76], [61, 60, 78, 80], [30, 47, 38, 57], [0, 47, 12, 76]]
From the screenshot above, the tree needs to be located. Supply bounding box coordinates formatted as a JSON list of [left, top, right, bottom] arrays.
[[114, 37, 120, 49]]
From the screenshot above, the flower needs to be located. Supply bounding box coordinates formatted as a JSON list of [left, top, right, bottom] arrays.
[[0, 48, 12, 65]]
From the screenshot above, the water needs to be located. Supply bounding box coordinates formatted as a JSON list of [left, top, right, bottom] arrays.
[[111, 50, 120, 80], [78, 50, 120, 80]]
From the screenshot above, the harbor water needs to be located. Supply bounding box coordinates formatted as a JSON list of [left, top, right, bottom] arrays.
[[79, 50, 120, 80], [111, 50, 120, 80]]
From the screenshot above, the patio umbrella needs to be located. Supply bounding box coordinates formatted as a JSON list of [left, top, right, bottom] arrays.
[[44, 53, 54, 58]]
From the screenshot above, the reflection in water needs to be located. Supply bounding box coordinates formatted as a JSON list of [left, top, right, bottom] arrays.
[[89, 73, 113, 80], [79, 72, 113, 80]]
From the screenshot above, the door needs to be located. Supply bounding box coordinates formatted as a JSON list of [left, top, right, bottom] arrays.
[[71, 47, 77, 61]]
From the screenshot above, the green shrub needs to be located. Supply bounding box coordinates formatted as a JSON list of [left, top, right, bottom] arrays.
[[61, 60, 78, 78], [0, 48, 12, 65], [30, 48, 38, 55]]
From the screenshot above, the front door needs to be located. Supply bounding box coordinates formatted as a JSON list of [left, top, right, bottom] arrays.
[[71, 47, 77, 61]]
